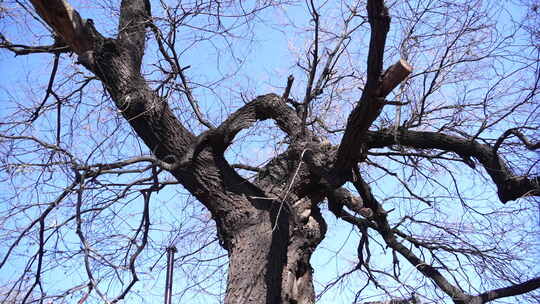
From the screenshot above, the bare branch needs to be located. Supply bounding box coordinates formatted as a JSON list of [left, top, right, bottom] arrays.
[[303, 0, 321, 106], [176, 69, 215, 129], [0, 33, 70, 55], [350, 167, 470, 302], [494, 128, 540, 152], [282, 75, 294, 101], [472, 277, 540, 303], [28, 0, 95, 54], [178, 93, 302, 164], [364, 129, 540, 202], [379, 60, 413, 98], [110, 189, 152, 303], [118, 0, 151, 69], [232, 164, 262, 172], [335, 0, 412, 170], [327, 187, 373, 218], [29, 53, 60, 122]]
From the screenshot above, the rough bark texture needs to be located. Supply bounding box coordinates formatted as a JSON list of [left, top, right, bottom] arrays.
[[365, 129, 540, 202], [23, 0, 540, 303]]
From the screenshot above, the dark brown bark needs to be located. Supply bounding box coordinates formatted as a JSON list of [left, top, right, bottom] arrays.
[[28, 0, 93, 54], [334, 0, 391, 171], [25, 1, 329, 303], [20, 0, 540, 303], [472, 277, 540, 303], [334, 9, 412, 172], [364, 129, 540, 202]]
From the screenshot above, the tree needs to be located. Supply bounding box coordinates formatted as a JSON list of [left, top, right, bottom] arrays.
[[0, 0, 539, 303]]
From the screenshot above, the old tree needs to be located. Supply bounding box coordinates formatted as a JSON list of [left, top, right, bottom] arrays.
[[1, 0, 539, 303]]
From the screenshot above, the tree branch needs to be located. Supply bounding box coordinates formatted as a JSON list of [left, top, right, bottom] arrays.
[[26, 0, 261, 220], [303, 0, 321, 107], [364, 0, 391, 94], [28, 0, 95, 54], [350, 167, 471, 303], [493, 128, 540, 152], [334, 0, 412, 170], [0, 33, 70, 55], [472, 277, 540, 303], [29, 53, 60, 122], [118, 0, 151, 70], [179, 93, 303, 164], [364, 129, 540, 202], [282, 75, 294, 101], [326, 187, 372, 218]]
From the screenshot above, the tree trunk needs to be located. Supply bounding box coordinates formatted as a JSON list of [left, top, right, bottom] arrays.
[[75, 25, 327, 302], [223, 189, 326, 303]]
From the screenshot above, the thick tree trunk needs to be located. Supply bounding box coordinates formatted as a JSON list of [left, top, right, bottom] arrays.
[[69, 22, 327, 303], [225, 211, 291, 303], [224, 192, 326, 303], [21, 1, 540, 303]]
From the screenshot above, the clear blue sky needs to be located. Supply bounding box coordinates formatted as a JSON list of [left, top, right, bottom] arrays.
[[1, 1, 538, 303]]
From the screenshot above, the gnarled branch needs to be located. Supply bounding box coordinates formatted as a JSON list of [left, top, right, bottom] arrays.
[[335, 0, 412, 170], [364, 129, 539, 203], [179, 93, 303, 164], [471, 277, 540, 303], [28, 0, 94, 54], [0, 33, 70, 55], [494, 128, 540, 152]]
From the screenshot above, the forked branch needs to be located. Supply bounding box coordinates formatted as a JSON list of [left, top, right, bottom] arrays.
[[178, 93, 304, 164], [364, 129, 540, 202], [347, 168, 540, 303], [28, 0, 95, 54], [335, 0, 412, 170]]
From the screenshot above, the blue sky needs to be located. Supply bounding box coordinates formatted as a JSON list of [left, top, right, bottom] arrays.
[[1, 0, 539, 303]]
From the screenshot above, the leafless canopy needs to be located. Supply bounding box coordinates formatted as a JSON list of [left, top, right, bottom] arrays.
[[0, 0, 539, 303]]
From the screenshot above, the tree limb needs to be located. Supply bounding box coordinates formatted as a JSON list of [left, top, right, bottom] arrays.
[[28, 0, 94, 54], [493, 128, 540, 152], [364, 129, 540, 202], [118, 0, 151, 70], [335, 0, 412, 170], [0, 33, 70, 55], [472, 277, 540, 303], [179, 93, 303, 164], [327, 187, 373, 218], [25, 0, 263, 221], [350, 167, 471, 303]]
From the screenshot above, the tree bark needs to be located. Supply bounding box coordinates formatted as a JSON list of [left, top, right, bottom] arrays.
[[25, 2, 330, 303], [364, 129, 540, 202], [21, 0, 540, 303]]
